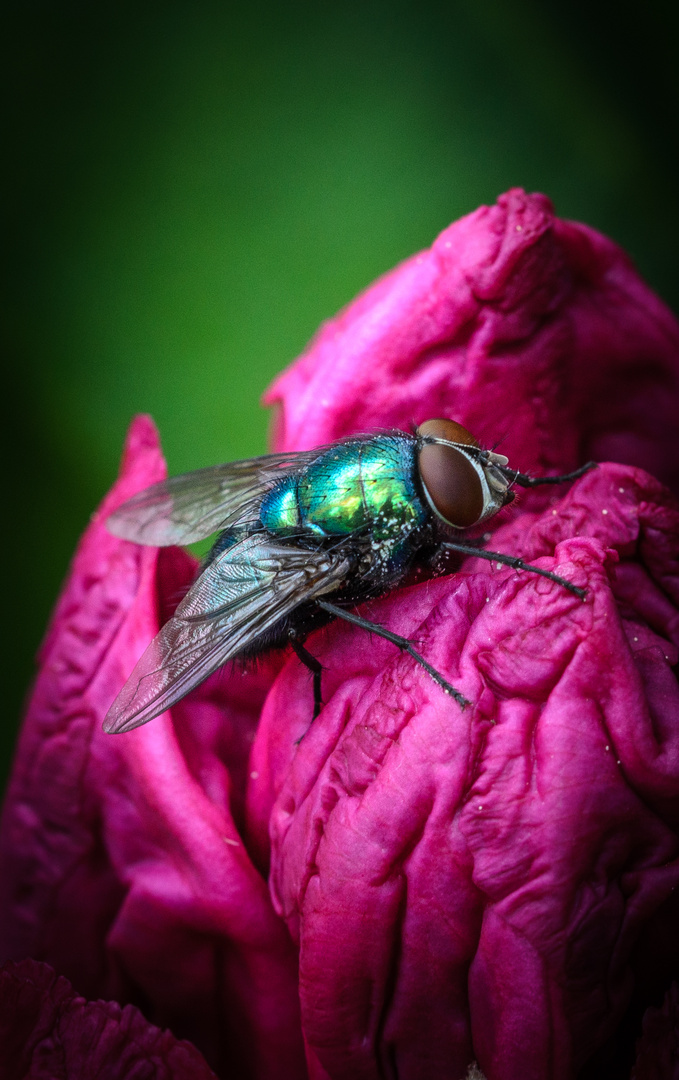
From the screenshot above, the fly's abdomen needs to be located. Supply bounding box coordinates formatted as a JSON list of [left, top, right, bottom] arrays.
[[259, 436, 427, 546]]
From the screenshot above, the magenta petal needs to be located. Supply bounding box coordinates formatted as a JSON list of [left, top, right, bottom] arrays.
[[262, 464, 679, 1080], [0, 958, 216, 1079], [0, 417, 305, 1079], [265, 188, 679, 494], [0, 414, 166, 985]]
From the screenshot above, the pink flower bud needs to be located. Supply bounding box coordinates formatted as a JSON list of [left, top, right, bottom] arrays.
[[2, 190, 678, 1079]]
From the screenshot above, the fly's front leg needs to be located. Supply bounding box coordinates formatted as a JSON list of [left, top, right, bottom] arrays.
[[441, 541, 586, 598], [290, 637, 324, 719], [502, 461, 597, 487], [317, 599, 469, 708]]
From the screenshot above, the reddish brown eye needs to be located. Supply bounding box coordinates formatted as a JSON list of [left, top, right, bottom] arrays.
[[416, 418, 480, 448], [417, 439, 484, 527]]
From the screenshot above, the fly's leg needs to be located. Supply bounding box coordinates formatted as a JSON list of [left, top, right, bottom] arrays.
[[502, 461, 597, 487], [441, 541, 586, 599], [290, 637, 324, 720], [317, 599, 469, 709]]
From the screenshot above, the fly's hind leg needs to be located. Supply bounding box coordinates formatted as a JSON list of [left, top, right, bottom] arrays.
[[316, 599, 469, 709], [290, 637, 324, 720], [441, 541, 586, 598]]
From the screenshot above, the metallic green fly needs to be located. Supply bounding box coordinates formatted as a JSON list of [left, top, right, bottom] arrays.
[[104, 419, 594, 732]]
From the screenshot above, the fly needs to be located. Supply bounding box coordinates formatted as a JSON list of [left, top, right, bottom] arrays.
[[104, 418, 595, 732]]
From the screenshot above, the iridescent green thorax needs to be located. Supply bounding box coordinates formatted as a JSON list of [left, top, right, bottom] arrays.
[[259, 435, 428, 565]]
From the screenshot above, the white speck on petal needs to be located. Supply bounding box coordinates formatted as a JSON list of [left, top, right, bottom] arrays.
[[250, 770, 259, 780]]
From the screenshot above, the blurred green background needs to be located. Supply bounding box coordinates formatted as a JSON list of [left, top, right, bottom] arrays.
[[3, 0, 679, 784]]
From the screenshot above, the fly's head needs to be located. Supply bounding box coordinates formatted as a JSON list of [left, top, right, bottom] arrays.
[[415, 419, 514, 531]]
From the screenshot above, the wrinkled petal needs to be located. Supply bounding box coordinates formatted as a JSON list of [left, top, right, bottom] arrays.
[[266, 188, 679, 495], [0, 958, 216, 1079], [0, 417, 304, 1079], [252, 464, 679, 1080]]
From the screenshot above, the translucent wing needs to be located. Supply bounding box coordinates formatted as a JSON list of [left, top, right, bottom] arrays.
[[106, 450, 322, 546], [104, 533, 353, 733]]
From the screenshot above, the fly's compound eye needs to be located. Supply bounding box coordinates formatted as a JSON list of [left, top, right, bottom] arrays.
[[416, 419, 510, 528], [416, 418, 479, 448], [418, 443, 483, 527], [417, 440, 484, 528]]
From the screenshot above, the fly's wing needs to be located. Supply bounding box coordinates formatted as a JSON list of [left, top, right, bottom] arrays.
[[103, 533, 353, 733], [106, 451, 321, 546]]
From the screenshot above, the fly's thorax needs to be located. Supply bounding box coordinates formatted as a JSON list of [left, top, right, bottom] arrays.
[[260, 436, 429, 543]]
